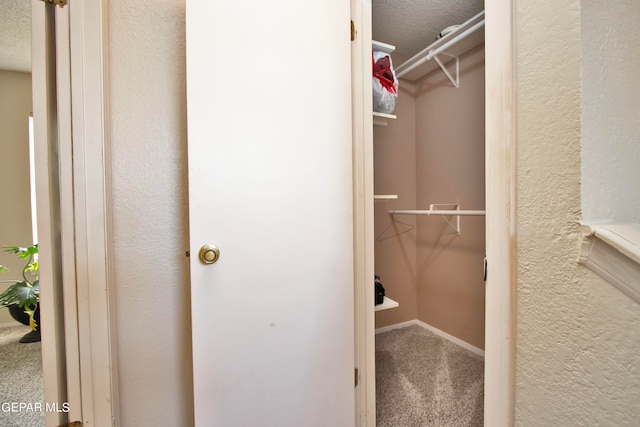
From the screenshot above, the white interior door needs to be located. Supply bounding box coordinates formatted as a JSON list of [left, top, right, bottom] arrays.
[[186, 2, 355, 425]]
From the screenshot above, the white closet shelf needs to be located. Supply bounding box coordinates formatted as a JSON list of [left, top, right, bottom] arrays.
[[373, 111, 397, 126], [395, 10, 485, 84], [375, 296, 399, 312]]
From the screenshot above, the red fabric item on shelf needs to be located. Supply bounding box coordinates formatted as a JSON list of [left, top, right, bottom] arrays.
[[373, 53, 397, 94]]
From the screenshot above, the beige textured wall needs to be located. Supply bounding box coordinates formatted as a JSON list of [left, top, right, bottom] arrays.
[[514, 1, 640, 425], [0, 71, 33, 326], [108, 0, 194, 424], [414, 45, 485, 349], [374, 87, 417, 328]]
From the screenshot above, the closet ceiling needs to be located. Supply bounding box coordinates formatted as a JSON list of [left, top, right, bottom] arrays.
[[372, 0, 485, 58], [0, 0, 31, 72]]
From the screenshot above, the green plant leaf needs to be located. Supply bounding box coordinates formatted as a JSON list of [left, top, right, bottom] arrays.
[[0, 280, 39, 308], [0, 245, 39, 309], [0, 265, 7, 273], [3, 244, 38, 259]]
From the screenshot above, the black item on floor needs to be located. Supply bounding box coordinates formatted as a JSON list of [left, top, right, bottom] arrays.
[[19, 330, 41, 343], [375, 275, 385, 305]]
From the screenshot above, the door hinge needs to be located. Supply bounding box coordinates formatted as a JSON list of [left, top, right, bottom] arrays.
[[350, 20, 355, 41], [40, 0, 68, 7], [354, 368, 359, 387]]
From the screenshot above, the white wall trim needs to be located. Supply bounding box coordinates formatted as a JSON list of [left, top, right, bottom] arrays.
[[54, 5, 84, 423], [68, 0, 119, 424], [416, 320, 485, 357], [579, 224, 640, 304], [375, 320, 485, 358], [31, 2, 68, 425], [374, 319, 417, 335], [351, 0, 376, 425], [484, 0, 516, 425]]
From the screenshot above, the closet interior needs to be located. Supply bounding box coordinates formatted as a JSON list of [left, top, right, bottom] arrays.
[[370, 0, 486, 423]]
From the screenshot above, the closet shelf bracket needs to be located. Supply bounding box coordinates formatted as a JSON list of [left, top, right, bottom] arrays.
[[389, 204, 485, 235], [395, 10, 485, 85], [433, 53, 459, 88]]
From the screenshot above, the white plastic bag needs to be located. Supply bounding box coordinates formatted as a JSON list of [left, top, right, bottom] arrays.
[[372, 51, 399, 114]]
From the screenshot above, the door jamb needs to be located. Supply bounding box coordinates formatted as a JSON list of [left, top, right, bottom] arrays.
[[351, 0, 516, 426], [67, 0, 119, 424], [484, 0, 516, 424], [33, 0, 119, 425], [351, 0, 375, 425], [32, 2, 68, 425]]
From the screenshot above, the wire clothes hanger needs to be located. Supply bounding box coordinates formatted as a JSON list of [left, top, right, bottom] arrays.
[[376, 214, 415, 242]]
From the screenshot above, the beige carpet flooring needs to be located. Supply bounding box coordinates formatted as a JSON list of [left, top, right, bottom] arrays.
[[376, 324, 484, 427], [0, 324, 45, 427]]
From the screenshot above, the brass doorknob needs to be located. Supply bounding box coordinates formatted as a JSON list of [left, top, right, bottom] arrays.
[[198, 244, 220, 265]]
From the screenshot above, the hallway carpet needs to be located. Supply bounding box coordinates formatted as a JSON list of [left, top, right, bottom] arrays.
[[376, 324, 484, 427], [0, 324, 45, 427]]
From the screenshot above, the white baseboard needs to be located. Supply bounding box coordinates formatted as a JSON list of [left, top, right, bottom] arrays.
[[375, 319, 418, 334], [376, 319, 485, 358]]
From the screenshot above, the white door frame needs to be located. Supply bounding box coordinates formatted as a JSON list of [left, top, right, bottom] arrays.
[[351, 0, 376, 424], [68, 0, 119, 424], [33, 0, 118, 425], [32, 3, 68, 425], [483, 0, 516, 424], [351, 0, 516, 425]]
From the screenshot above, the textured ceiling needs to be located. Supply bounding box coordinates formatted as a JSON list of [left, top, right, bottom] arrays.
[[0, 0, 31, 72], [373, 0, 485, 58]]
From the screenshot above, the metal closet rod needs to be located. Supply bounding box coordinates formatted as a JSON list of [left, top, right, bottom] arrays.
[[389, 209, 485, 216], [395, 10, 485, 80], [389, 205, 484, 235]]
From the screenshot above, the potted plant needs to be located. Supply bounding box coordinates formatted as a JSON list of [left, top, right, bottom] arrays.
[[0, 244, 40, 343]]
